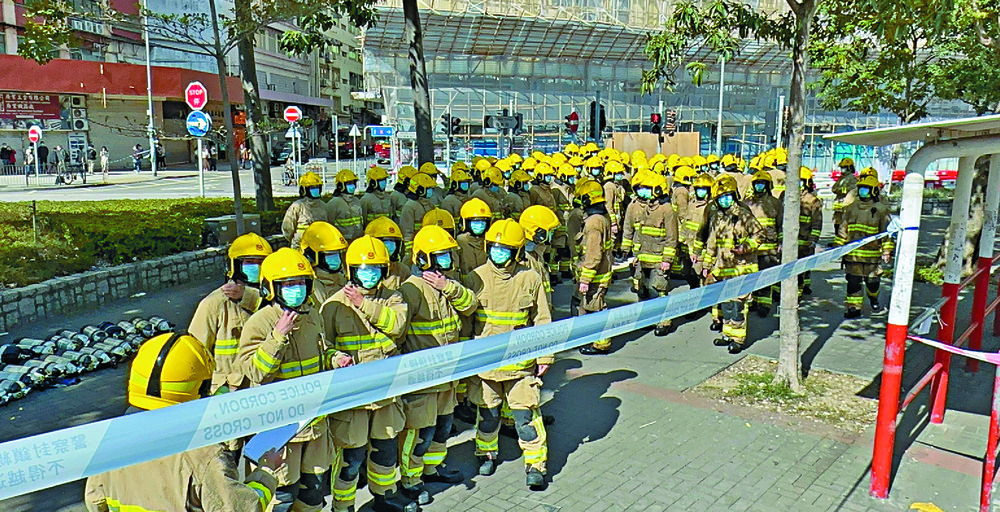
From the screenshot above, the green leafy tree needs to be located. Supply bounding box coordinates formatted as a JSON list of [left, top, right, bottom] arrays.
[[930, 0, 1000, 115]]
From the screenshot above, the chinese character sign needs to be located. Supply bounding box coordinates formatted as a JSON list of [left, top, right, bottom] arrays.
[[0, 93, 61, 120]]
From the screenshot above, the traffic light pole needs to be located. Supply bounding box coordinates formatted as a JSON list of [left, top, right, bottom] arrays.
[[594, 90, 601, 145], [717, 56, 725, 155], [445, 110, 451, 168]]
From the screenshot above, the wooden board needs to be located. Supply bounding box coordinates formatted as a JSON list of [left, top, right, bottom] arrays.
[[604, 132, 701, 157]]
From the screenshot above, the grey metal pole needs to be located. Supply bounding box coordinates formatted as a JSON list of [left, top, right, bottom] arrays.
[[142, 0, 157, 177], [717, 56, 725, 155]]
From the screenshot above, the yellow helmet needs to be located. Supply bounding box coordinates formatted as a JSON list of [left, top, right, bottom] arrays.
[[419, 162, 439, 176], [557, 163, 579, 183], [773, 152, 789, 167], [346, 235, 390, 288], [564, 142, 580, 155], [632, 150, 647, 163], [534, 162, 555, 182], [482, 167, 504, 187], [605, 160, 625, 177], [859, 166, 878, 179], [364, 216, 403, 261], [227, 233, 273, 284], [692, 173, 715, 199], [569, 156, 585, 168], [408, 172, 437, 196], [838, 157, 855, 169], [474, 158, 492, 172], [259, 248, 315, 307], [692, 155, 708, 170], [521, 157, 538, 171], [584, 156, 603, 168], [299, 171, 323, 197], [858, 174, 881, 190], [651, 161, 666, 175], [631, 168, 650, 189], [581, 142, 599, 156], [485, 218, 527, 254], [706, 154, 721, 165], [422, 208, 456, 232], [751, 169, 773, 186], [495, 159, 513, 173], [549, 153, 567, 165], [666, 153, 680, 168], [128, 331, 214, 411], [530, 150, 546, 160], [509, 169, 532, 190], [679, 156, 694, 168], [367, 166, 390, 183], [800, 166, 813, 180], [649, 174, 670, 198], [449, 168, 472, 191], [576, 179, 606, 207], [673, 165, 697, 186], [519, 205, 560, 244], [720, 154, 738, 171], [398, 165, 417, 181], [336, 168, 358, 184], [451, 161, 469, 172], [712, 174, 739, 199], [300, 221, 348, 272], [508, 153, 523, 165], [649, 153, 667, 166], [748, 154, 764, 172], [460, 197, 492, 221], [412, 225, 459, 271]]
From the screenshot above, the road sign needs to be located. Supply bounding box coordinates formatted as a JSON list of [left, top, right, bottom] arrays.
[[284, 106, 303, 123], [27, 126, 42, 143], [349, 124, 361, 137], [486, 115, 518, 130], [284, 126, 302, 138], [369, 126, 394, 137], [185, 81, 208, 111], [186, 111, 212, 137]]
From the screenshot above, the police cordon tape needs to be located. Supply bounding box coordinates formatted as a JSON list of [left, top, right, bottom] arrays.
[[0, 229, 894, 500]]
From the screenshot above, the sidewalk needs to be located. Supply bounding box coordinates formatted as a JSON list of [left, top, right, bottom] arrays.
[[0, 167, 199, 190]]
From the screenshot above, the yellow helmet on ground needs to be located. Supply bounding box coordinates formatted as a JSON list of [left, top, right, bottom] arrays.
[[509, 169, 532, 191], [485, 219, 527, 264], [227, 233, 273, 285], [412, 225, 459, 271], [673, 165, 697, 186], [482, 167, 504, 187], [519, 205, 560, 244], [422, 208, 456, 232], [128, 331, 214, 411], [712, 174, 739, 199], [408, 172, 437, 197], [299, 171, 323, 197], [576, 179, 606, 207], [259, 248, 315, 308], [364, 216, 403, 262], [346, 235, 390, 289], [300, 221, 348, 272]]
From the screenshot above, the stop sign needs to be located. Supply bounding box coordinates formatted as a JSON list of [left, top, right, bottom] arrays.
[[27, 126, 42, 144], [185, 81, 208, 111], [284, 106, 303, 123]]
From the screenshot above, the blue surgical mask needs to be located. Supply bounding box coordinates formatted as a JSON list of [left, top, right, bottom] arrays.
[[637, 187, 653, 200], [424, 188, 433, 198], [324, 252, 342, 272], [753, 182, 767, 194], [470, 219, 487, 235], [568, 177, 576, 185], [459, 182, 470, 192], [355, 266, 382, 289], [503, 171, 512, 180], [346, 183, 356, 194], [590, 168, 601, 176], [544, 175, 553, 184], [307, 187, 321, 198], [615, 174, 624, 181], [490, 184, 499, 193], [281, 283, 307, 308], [695, 188, 709, 200], [241, 262, 261, 284], [859, 187, 872, 199], [489, 245, 512, 266], [434, 252, 453, 270], [525, 241, 537, 253], [717, 194, 735, 209], [382, 239, 399, 257], [377, 179, 387, 191], [522, 183, 530, 192]]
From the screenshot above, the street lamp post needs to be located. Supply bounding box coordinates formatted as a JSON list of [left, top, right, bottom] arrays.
[[142, 0, 157, 177]]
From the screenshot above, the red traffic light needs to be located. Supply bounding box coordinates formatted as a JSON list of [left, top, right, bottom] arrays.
[[650, 113, 662, 124]]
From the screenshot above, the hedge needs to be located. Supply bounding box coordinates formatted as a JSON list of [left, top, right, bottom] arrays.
[[0, 196, 300, 288]]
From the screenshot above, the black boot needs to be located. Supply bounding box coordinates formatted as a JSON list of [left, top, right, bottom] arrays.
[[478, 456, 497, 476], [728, 342, 745, 354], [757, 306, 770, 318], [579, 344, 610, 355], [452, 401, 477, 424], [710, 319, 723, 332], [802, 286, 812, 295], [526, 468, 545, 490], [423, 465, 464, 484], [372, 490, 419, 512], [400, 485, 431, 505], [844, 308, 862, 319], [870, 302, 885, 315], [713, 337, 730, 347], [654, 324, 672, 336]]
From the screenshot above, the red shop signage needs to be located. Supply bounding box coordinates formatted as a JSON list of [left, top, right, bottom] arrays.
[[0, 92, 62, 120]]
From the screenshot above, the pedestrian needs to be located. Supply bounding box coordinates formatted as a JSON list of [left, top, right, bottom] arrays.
[[629, 173, 678, 337], [24, 144, 34, 175], [55, 144, 68, 179], [100, 146, 109, 183], [792, 167, 823, 295], [440, 164, 471, 221], [36, 141, 49, 174], [85, 142, 97, 175], [155, 141, 165, 169], [132, 144, 143, 173], [362, 216, 411, 292], [0, 143, 11, 175], [208, 142, 218, 171]]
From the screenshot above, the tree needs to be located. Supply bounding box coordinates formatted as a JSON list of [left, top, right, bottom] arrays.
[[403, 0, 434, 166], [930, 0, 1000, 115], [643, 0, 822, 392]]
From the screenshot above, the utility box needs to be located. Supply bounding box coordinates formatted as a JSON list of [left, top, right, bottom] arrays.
[[204, 215, 261, 246]]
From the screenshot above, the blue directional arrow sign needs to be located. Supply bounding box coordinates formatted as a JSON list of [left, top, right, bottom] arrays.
[[186, 110, 212, 137], [369, 125, 394, 137]]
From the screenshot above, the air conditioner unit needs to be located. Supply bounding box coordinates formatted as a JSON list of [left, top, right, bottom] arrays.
[[72, 108, 87, 120], [71, 96, 85, 108], [72, 119, 89, 131]]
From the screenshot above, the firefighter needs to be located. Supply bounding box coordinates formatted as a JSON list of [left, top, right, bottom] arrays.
[[573, 180, 614, 355], [364, 216, 411, 291], [361, 166, 393, 224], [630, 173, 678, 336], [519, 205, 561, 305], [418, 162, 445, 206], [396, 226, 478, 503], [797, 167, 824, 295], [188, 233, 272, 395], [472, 167, 508, 219], [319, 236, 415, 512], [465, 219, 553, 489], [423, 208, 457, 237], [300, 221, 349, 303], [679, 170, 712, 291], [671, 165, 697, 223], [765, 151, 788, 198], [706, 154, 722, 173], [831, 157, 858, 236], [701, 175, 765, 354], [400, 172, 437, 262], [471, 158, 492, 195], [457, 198, 492, 280], [566, 178, 592, 277], [327, 169, 364, 241], [509, 169, 533, 215], [602, 160, 625, 237], [496, 159, 514, 182], [282, 171, 329, 248], [836, 175, 893, 318], [236, 248, 330, 512], [84, 332, 282, 512], [529, 162, 562, 283], [441, 167, 472, 221], [743, 170, 783, 317], [390, 166, 417, 221]]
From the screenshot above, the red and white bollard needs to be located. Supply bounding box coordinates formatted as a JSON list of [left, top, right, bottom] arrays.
[[871, 172, 924, 498], [979, 155, 1000, 512]]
